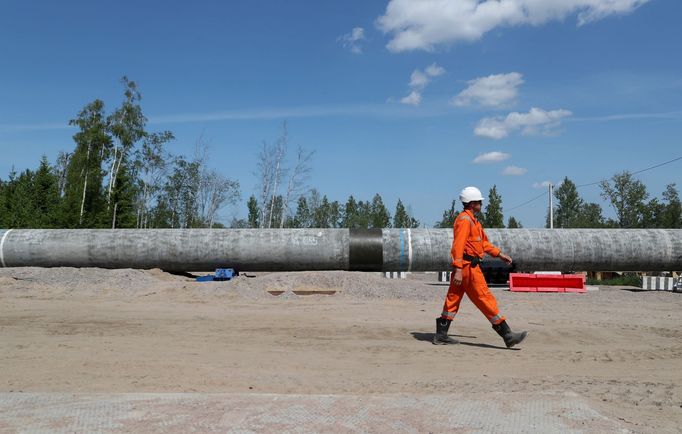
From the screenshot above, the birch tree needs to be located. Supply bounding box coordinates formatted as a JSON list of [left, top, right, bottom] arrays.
[[254, 122, 313, 228], [62, 99, 110, 227], [255, 140, 274, 228], [600, 171, 648, 228], [106, 76, 147, 226], [279, 146, 314, 228], [266, 123, 287, 228], [55, 151, 71, 197], [159, 156, 200, 228], [133, 131, 174, 228], [199, 170, 240, 228]]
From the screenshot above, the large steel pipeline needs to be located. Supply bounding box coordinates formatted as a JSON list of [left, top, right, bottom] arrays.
[[0, 228, 681, 272]]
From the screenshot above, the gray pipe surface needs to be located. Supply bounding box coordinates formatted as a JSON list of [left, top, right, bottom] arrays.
[[0, 228, 681, 272]]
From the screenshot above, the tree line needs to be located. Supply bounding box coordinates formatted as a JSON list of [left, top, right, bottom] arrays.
[[0, 77, 240, 229], [434, 175, 681, 229], [226, 122, 421, 229], [0, 79, 421, 231], [232, 190, 420, 229], [1, 78, 679, 230]]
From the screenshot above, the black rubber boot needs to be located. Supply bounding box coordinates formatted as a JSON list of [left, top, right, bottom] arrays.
[[492, 320, 527, 348], [433, 318, 459, 345]]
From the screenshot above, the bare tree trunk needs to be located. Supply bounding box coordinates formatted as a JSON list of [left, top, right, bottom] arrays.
[[107, 145, 119, 210], [56, 151, 71, 197], [79, 173, 88, 226], [267, 123, 288, 229], [279, 147, 313, 228], [79, 143, 92, 226], [142, 184, 149, 229], [108, 150, 127, 228], [268, 158, 281, 229], [112, 203, 118, 229], [257, 142, 272, 228]]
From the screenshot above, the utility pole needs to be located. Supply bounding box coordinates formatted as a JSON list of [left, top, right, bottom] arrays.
[[548, 183, 554, 229]]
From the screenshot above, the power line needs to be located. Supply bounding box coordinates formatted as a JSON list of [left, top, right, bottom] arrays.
[[506, 191, 546, 212], [506, 155, 682, 211], [632, 155, 682, 174], [576, 155, 682, 188]]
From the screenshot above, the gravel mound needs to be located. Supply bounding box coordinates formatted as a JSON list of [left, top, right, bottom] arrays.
[[0, 267, 450, 301]]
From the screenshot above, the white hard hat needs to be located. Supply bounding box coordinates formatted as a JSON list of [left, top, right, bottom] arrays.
[[459, 186, 484, 203]]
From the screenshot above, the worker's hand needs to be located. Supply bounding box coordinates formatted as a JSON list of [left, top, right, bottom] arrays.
[[452, 268, 463, 286], [499, 253, 513, 264]]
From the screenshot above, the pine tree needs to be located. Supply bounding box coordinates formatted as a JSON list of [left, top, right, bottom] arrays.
[[247, 195, 260, 228], [435, 199, 458, 228], [507, 216, 522, 228], [292, 196, 311, 228], [393, 198, 420, 228], [32, 156, 61, 228], [341, 195, 359, 228], [110, 157, 138, 228], [0, 169, 18, 227], [553, 177, 583, 228], [370, 193, 391, 228], [149, 197, 173, 228], [357, 200, 372, 229], [0, 178, 6, 228], [661, 183, 681, 228], [312, 195, 332, 228], [330, 200, 341, 228], [576, 203, 605, 228], [483, 185, 504, 228], [12, 169, 35, 227]]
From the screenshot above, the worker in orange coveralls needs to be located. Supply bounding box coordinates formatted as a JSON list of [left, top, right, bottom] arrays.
[[433, 186, 528, 348]]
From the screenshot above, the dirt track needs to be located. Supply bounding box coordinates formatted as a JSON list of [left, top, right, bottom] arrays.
[[1, 268, 681, 433]]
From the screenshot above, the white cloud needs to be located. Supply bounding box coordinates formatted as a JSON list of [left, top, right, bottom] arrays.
[[409, 70, 429, 89], [502, 165, 528, 176], [474, 107, 572, 139], [425, 63, 445, 77], [399, 63, 446, 106], [472, 151, 510, 164], [338, 27, 366, 54], [400, 90, 422, 106], [377, 0, 650, 52], [453, 72, 524, 108]]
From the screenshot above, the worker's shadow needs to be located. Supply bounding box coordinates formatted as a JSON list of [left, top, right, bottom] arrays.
[[410, 332, 515, 350]]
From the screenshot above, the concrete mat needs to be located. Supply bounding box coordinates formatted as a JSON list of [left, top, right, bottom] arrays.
[[0, 392, 626, 433]]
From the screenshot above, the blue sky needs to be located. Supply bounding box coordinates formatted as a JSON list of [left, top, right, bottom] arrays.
[[1, 0, 681, 227]]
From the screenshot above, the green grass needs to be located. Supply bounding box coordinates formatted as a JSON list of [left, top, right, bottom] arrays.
[[586, 274, 642, 287]]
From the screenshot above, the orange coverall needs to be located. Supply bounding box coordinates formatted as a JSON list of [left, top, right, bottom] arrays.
[[440, 209, 505, 325]]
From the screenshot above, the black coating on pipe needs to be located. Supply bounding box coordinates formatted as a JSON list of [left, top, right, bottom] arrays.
[[349, 228, 383, 271]]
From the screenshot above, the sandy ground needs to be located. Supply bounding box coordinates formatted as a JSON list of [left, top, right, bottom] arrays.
[[1, 268, 681, 433]]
